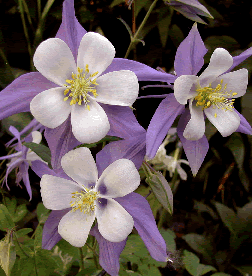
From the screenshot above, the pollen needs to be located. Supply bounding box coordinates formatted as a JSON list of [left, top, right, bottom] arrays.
[[63, 64, 99, 109], [70, 188, 99, 214], [195, 79, 236, 117]]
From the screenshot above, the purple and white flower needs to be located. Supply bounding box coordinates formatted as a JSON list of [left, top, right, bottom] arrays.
[[174, 48, 248, 141], [30, 32, 139, 144], [40, 147, 140, 247]]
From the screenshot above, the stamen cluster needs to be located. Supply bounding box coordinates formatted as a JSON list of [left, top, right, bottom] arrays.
[[70, 188, 99, 214], [64, 65, 99, 109], [195, 79, 237, 117]]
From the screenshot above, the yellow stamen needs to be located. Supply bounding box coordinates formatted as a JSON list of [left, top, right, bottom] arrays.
[[63, 65, 99, 109], [195, 79, 236, 113], [70, 188, 99, 214]]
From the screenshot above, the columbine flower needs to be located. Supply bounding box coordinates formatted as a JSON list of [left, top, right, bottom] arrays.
[[30, 32, 139, 144], [40, 147, 140, 247], [0, 126, 46, 199], [166, 0, 213, 24], [174, 48, 248, 141], [149, 134, 189, 180]]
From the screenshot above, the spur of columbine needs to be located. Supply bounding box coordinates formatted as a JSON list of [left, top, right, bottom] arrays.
[[40, 147, 140, 247], [174, 47, 248, 140], [30, 32, 139, 143]]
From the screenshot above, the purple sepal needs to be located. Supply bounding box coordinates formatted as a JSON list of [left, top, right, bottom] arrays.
[[31, 160, 71, 180], [146, 94, 185, 159], [0, 73, 56, 121], [55, 0, 87, 62], [227, 47, 252, 73], [90, 225, 126, 276], [102, 105, 146, 139], [42, 209, 70, 250], [96, 134, 146, 176], [235, 110, 252, 135], [116, 193, 168, 262], [177, 109, 209, 175], [6, 119, 44, 148], [18, 161, 32, 200], [97, 105, 146, 175], [103, 58, 176, 83], [174, 23, 207, 77], [44, 116, 81, 170]]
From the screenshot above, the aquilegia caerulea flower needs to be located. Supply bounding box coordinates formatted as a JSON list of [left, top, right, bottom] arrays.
[[0, 126, 46, 199], [174, 47, 248, 140], [31, 32, 139, 143], [40, 147, 140, 247], [166, 0, 213, 24], [146, 23, 252, 175]]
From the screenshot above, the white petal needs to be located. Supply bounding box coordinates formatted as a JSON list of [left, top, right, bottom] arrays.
[[61, 147, 98, 187], [174, 75, 198, 104], [77, 32, 115, 77], [199, 48, 233, 87], [40, 175, 81, 210], [31, 131, 42, 144], [176, 164, 187, 181], [94, 70, 139, 106], [30, 87, 71, 129], [204, 107, 240, 137], [33, 38, 76, 86], [96, 159, 140, 198], [71, 99, 110, 143], [96, 198, 133, 242], [211, 68, 248, 98], [183, 99, 205, 140], [58, 210, 95, 247]]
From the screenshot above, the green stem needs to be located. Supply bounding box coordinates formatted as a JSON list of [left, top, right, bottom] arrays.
[[79, 247, 85, 270], [0, 49, 15, 81], [124, 0, 159, 58], [18, 0, 33, 70]]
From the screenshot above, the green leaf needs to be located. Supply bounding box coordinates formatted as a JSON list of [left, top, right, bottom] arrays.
[[182, 234, 214, 262], [211, 273, 232, 276], [1, 113, 32, 135], [169, 24, 184, 49], [213, 201, 240, 234], [197, 264, 216, 276], [225, 133, 249, 191], [0, 205, 15, 231], [0, 231, 16, 276], [233, 266, 252, 276], [23, 142, 51, 164], [182, 250, 200, 276], [13, 204, 28, 223], [110, 0, 125, 8], [145, 171, 173, 214], [159, 229, 176, 253], [15, 228, 33, 238], [138, 263, 162, 275], [36, 203, 50, 224]]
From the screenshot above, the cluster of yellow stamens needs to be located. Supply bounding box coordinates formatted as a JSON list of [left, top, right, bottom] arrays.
[[63, 65, 99, 110], [195, 79, 237, 118], [70, 188, 99, 214]]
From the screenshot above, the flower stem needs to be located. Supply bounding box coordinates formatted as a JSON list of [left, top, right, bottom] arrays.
[[124, 0, 159, 58], [79, 247, 85, 270]]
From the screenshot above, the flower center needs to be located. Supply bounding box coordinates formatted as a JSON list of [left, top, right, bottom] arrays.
[[70, 188, 99, 214], [194, 79, 237, 117], [63, 65, 99, 110]]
